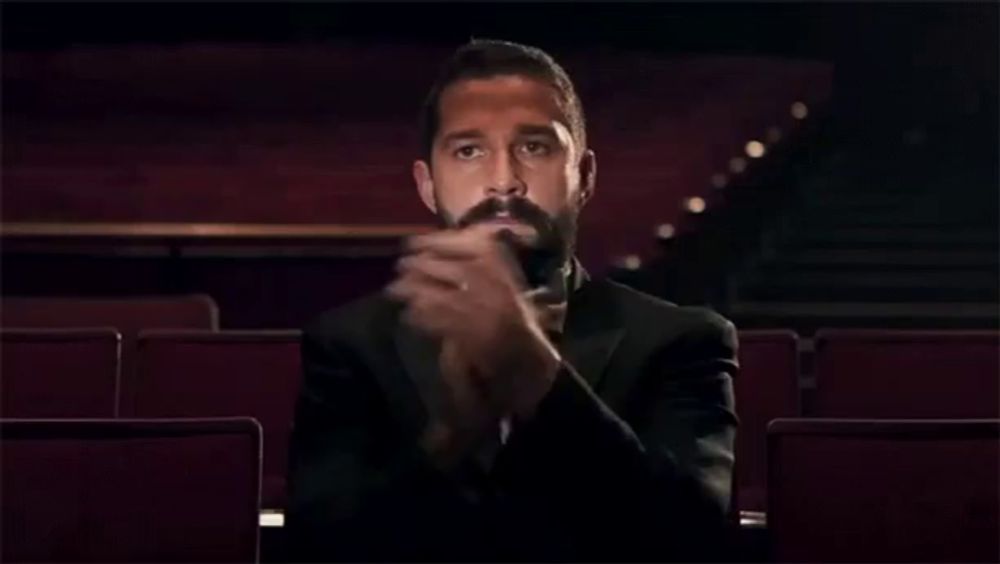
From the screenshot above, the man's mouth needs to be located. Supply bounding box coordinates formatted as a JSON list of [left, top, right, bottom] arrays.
[[481, 215, 524, 226]]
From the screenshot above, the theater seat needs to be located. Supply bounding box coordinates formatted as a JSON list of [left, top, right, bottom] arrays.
[[1, 418, 261, 563], [133, 330, 301, 510], [768, 418, 1000, 563], [1, 328, 121, 418], [1, 295, 221, 411], [814, 329, 1000, 417], [734, 330, 800, 513], [1, 295, 219, 331]]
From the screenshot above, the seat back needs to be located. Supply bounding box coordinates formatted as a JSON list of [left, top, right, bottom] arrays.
[[768, 418, 1000, 563], [1, 295, 220, 332], [2, 294, 220, 410], [133, 330, 301, 509], [814, 329, 1000, 417], [1, 418, 262, 563], [733, 329, 800, 512], [1, 328, 121, 417]]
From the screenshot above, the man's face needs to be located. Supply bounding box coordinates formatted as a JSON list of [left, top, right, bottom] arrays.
[[412, 74, 595, 267]]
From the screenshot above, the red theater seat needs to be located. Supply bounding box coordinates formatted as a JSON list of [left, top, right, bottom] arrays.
[[0, 418, 262, 563], [734, 330, 800, 513], [767, 419, 1000, 563], [1, 295, 219, 332], [814, 330, 1000, 418], [1, 328, 121, 418], [1, 295, 221, 410], [133, 330, 302, 510]]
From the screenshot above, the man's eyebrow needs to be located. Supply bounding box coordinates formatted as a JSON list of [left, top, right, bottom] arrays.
[[515, 124, 560, 138], [440, 129, 485, 144]]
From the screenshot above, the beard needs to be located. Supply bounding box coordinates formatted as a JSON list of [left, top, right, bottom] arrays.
[[438, 196, 578, 289]]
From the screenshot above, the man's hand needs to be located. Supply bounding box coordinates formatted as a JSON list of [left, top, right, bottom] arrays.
[[386, 224, 562, 458]]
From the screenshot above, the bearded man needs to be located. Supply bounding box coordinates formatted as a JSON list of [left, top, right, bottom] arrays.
[[287, 39, 739, 562]]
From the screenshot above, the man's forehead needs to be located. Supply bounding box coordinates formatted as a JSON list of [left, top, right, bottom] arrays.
[[437, 75, 572, 136]]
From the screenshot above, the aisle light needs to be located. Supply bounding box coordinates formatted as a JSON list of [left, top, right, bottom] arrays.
[[745, 140, 766, 158], [621, 255, 642, 270], [766, 126, 782, 143], [791, 101, 809, 120], [685, 197, 707, 214], [710, 173, 728, 189], [655, 223, 676, 240], [729, 157, 747, 174]]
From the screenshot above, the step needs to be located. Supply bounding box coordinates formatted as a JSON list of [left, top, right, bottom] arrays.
[[774, 250, 999, 268], [729, 301, 998, 319], [738, 270, 999, 289], [726, 301, 1000, 334], [780, 237, 998, 252], [791, 227, 998, 246], [736, 284, 997, 303]]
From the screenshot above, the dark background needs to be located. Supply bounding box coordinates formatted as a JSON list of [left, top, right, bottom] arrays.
[[3, 2, 997, 331], [5, 1, 997, 135]]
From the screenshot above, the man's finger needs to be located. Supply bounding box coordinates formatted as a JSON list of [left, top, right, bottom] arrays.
[[405, 224, 502, 258], [400, 288, 464, 334], [386, 270, 450, 301], [396, 254, 470, 291]]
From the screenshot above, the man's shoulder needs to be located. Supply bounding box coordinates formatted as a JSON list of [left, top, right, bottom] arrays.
[[592, 279, 737, 356], [598, 278, 734, 334]]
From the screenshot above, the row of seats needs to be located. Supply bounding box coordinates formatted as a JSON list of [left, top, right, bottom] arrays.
[[737, 329, 999, 512], [2, 328, 299, 510], [5, 322, 998, 515], [766, 418, 999, 563], [4, 417, 996, 563], [1, 418, 262, 563]]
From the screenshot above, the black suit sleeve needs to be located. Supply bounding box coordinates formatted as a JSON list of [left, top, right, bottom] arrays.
[[494, 315, 739, 561], [285, 324, 483, 562]]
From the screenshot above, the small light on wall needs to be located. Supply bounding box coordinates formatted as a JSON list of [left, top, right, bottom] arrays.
[[745, 140, 766, 159], [685, 197, 707, 214], [710, 173, 728, 189], [766, 126, 782, 143], [728, 157, 747, 174], [791, 101, 809, 120], [617, 254, 642, 271], [655, 223, 676, 240]]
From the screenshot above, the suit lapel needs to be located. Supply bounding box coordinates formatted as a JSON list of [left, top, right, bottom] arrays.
[[391, 324, 439, 432], [560, 278, 626, 391]]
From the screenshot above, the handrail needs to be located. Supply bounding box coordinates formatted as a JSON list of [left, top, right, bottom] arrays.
[[0, 222, 433, 241]]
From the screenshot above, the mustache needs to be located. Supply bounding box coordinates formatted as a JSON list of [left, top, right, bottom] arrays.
[[456, 197, 571, 288], [456, 197, 557, 241]]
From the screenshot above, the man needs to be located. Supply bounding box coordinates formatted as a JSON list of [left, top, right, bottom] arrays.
[[287, 39, 738, 562]]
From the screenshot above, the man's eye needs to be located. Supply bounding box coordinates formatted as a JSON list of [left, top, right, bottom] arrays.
[[454, 145, 484, 160], [520, 141, 551, 156]]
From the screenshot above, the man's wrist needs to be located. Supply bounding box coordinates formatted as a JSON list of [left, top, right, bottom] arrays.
[[510, 338, 563, 421]]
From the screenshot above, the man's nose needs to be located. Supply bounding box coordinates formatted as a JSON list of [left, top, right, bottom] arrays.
[[485, 149, 527, 198]]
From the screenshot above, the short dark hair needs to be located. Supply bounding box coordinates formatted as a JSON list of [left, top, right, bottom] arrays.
[[418, 39, 586, 162]]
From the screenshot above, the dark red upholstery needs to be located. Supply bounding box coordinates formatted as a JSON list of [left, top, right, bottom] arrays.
[[0, 418, 261, 563], [1, 328, 121, 418], [2, 294, 221, 410], [814, 330, 1000, 418], [133, 330, 301, 509], [767, 419, 1000, 563], [733, 329, 799, 512], [1, 294, 219, 332]]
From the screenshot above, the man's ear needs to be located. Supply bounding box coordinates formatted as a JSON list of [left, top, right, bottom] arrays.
[[412, 159, 438, 214], [577, 149, 597, 207]]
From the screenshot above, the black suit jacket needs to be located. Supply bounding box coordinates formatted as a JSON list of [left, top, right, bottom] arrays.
[[286, 276, 739, 562]]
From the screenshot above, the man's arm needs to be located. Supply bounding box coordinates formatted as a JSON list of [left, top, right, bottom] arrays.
[[285, 323, 485, 561], [495, 314, 739, 561]]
